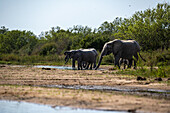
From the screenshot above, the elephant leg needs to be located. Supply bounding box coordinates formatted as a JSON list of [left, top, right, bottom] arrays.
[[133, 54, 138, 69], [114, 55, 120, 68], [82, 62, 85, 68], [85, 62, 89, 69], [89, 63, 93, 70], [72, 59, 76, 69], [93, 60, 96, 68], [128, 59, 133, 68], [87, 62, 92, 70], [78, 60, 81, 70], [80, 61, 83, 70], [125, 60, 129, 69], [124, 60, 126, 69], [93, 63, 96, 68]]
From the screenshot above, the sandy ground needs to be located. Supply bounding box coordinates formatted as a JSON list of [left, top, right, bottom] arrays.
[[0, 65, 170, 113]]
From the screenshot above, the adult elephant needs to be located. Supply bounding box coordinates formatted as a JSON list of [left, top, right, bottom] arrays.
[[95, 39, 146, 70], [64, 48, 98, 70]]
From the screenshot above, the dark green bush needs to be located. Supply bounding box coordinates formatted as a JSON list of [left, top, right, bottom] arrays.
[[39, 43, 58, 56]]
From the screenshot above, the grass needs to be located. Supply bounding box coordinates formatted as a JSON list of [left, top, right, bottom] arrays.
[[0, 54, 67, 65], [115, 66, 170, 78]]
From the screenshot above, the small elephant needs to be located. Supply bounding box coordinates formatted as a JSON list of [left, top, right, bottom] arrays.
[[119, 58, 129, 69], [95, 39, 146, 70], [64, 48, 98, 70]]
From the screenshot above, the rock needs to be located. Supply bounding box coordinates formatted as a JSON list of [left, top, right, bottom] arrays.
[[155, 77, 162, 81], [42, 68, 51, 70], [0, 65, 6, 68], [145, 82, 150, 85], [128, 109, 136, 112], [137, 76, 146, 81]]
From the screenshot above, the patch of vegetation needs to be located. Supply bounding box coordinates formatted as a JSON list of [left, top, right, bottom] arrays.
[[115, 66, 170, 78], [0, 54, 66, 65]]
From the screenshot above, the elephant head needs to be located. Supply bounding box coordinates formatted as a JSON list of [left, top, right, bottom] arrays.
[[64, 50, 77, 64], [95, 39, 123, 70], [64, 50, 81, 69], [64, 51, 71, 64]]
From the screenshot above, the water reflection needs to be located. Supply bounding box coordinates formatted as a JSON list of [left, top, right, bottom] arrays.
[[0, 100, 126, 113]]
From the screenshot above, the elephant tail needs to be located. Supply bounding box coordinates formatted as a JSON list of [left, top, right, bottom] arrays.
[[139, 52, 146, 62]]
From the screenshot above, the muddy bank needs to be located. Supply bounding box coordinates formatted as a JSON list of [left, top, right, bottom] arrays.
[[38, 85, 170, 98], [0, 85, 170, 113], [0, 65, 169, 90], [0, 65, 170, 112]]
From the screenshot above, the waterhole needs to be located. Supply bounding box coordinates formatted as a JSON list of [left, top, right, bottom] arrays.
[[0, 100, 126, 113]]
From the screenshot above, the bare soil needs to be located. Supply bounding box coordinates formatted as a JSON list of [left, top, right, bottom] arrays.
[[0, 65, 170, 113]]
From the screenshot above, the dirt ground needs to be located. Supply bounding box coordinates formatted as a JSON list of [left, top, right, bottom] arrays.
[[0, 65, 170, 113]]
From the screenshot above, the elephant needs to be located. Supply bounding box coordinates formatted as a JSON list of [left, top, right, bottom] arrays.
[[64, 48, 98, 70], [119, 58, 129, 69], [95, 39, 146, 70]]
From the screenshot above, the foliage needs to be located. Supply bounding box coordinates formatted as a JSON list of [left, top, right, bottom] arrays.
[[114, 3, 169, 51], [39, 42, 58, 56], [0, 54, 65, 65], [115, 66, 169, 78], [0, 29, 37, 54]]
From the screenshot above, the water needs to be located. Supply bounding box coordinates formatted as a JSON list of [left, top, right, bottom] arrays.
[[0, 100, 126, 113], [34, 65, 73, 70]]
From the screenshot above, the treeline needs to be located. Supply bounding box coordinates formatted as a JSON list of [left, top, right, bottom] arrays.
[[0, 3, 169, 56]]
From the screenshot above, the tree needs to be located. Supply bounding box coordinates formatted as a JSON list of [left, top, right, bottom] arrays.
[[114, 3, 170, 51], [0, 26, 8, 34]]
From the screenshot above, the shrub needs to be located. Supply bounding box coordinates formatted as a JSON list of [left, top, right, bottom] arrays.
[[39, 43, 58, 56]]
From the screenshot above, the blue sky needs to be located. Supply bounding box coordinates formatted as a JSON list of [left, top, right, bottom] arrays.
[[0, 0, 169, 35]]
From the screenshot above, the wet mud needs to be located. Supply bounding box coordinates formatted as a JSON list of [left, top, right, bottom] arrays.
[[38, 85, 170, 98], [0, 65, 170, 113]]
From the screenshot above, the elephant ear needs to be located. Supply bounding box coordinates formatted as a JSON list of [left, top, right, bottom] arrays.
[[106, 43, 113, 53], [72, 51, 81, 59], [64, 51, 69, 55], [112, 39, 123, 55]]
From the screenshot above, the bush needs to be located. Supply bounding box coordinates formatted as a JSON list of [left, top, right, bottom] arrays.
[[138, 49, 170, 67], [0, 53, 66, 65], [116, 66, 169, 78], [0, 54, 19, 61], [39, 43, 58, 56], [101, 54, 114, 65]]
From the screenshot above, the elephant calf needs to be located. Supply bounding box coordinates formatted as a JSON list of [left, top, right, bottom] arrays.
[[119, 58, 129, 69], [64, 48, 98, 70]]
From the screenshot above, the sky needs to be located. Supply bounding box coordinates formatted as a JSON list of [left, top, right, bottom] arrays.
[[0, 0, 169, 36]]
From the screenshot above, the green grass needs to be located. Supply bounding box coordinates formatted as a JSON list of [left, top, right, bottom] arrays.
[[0, 54, 67, 65], [115, 66, 170, 78]]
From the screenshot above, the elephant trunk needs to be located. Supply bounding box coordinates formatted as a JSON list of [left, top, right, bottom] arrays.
[[95, 48, 107, 70], [139, 52, 146, 62], [64, 54, 70, 64], [95, 56, 103, 70]]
